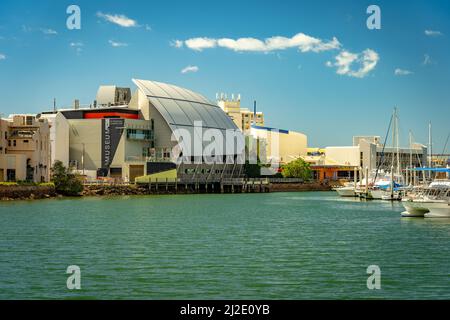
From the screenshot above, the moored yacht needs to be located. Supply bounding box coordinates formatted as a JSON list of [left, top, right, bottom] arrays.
[[334, 183, 356, 197], [401, 179, 450, 217]]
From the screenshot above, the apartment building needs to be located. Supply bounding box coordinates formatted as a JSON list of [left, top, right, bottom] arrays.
[[0, 115, 51, 182]]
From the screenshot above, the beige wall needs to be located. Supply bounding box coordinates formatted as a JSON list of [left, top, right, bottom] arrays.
[[250, 127, 307, 164], [325, 146, 360, 166], [0, 152, 27, 181]]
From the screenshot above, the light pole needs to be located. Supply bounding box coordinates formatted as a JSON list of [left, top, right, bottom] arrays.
[[0, 113, 3, 154]]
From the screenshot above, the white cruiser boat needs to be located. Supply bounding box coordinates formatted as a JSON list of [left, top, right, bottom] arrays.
[[424, 201, 450, 218], [401, 180, 450, 218], [334, 183, 356, 197]]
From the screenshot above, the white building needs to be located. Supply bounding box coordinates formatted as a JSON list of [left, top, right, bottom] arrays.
[[40, 112, 70, 168]]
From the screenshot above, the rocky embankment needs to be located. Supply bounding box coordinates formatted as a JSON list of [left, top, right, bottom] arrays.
[[1, 182, 332, 201], [82, 185, 152, 196], [270, 182, 332, 192], [0, 185, 57, 201]]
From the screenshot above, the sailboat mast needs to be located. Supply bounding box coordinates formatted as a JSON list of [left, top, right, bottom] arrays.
[[409, 130, 413, 168], [428, 121, 432, 180], [396, 109, 400, 176], [392, 108, 396, 174], [409, 130, 413, 185]]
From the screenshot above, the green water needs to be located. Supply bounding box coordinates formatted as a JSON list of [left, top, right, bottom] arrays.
[[0, 192, 449, 299]]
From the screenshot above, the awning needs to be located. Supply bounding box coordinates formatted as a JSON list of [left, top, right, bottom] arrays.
[[408, 167, 450, 173]]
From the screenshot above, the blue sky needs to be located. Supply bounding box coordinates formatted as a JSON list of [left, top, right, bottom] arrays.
[[0, 0, 449, 150]]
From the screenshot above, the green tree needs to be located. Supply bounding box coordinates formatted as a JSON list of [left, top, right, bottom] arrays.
[[51, 161, 84, 196], [281, 158, 312, 180]]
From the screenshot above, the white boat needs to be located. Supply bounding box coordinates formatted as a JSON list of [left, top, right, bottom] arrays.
[[424, 202, 450, 218], [401, 180, 450, 218], [335, 185, 356, 197], [401, 199, 429, 217], [423, 182, 450, 218], [382, 191, 402, 201]]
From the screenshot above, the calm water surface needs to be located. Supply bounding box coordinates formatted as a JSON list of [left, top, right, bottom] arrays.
[[0, 192, 449, 299]]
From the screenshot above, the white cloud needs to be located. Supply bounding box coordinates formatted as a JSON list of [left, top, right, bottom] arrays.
[[394, 68, 413, 76], [170, 40, 184, 48], [185, 37, 217, 51], [177, 32, 379, 78], [327, 49, 379, 78], [425, 30, 443, 37], [181, 65, 199, 74], [182, 33, 341, 53], [41, 28, 57, 35], [145, 24, 152, 31], [97, 12, 137, 27], [0, 53, 6, 60], [109, 40, 128, 47]]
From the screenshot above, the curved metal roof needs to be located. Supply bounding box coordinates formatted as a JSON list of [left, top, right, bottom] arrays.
[[132, 79, 243, 156]]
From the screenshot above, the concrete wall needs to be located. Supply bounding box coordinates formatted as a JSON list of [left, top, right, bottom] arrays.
[[250, 127, 308, 164], [0, 154, 27, 181], [325, 146, 360, 166]]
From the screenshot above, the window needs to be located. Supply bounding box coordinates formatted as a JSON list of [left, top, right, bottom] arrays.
[[24, 140, 29, 143], [13, 140, 16, 147], [6, 169, 16, 182]]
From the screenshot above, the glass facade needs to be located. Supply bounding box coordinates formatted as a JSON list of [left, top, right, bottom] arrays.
[[126, 129, 153, 141]]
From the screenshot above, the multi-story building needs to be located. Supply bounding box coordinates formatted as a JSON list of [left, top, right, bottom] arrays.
[[305, 135, 427, 181], [41, 79, 245, 183], [217, 95, 264, 133], [0, 115, 51, 182]]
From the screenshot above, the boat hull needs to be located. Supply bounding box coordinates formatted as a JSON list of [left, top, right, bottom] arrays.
[[401, 201, 429, 217], [424, 202, 450, 218], [335, 187, 356, 197], [370, 189, 383, 200]]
